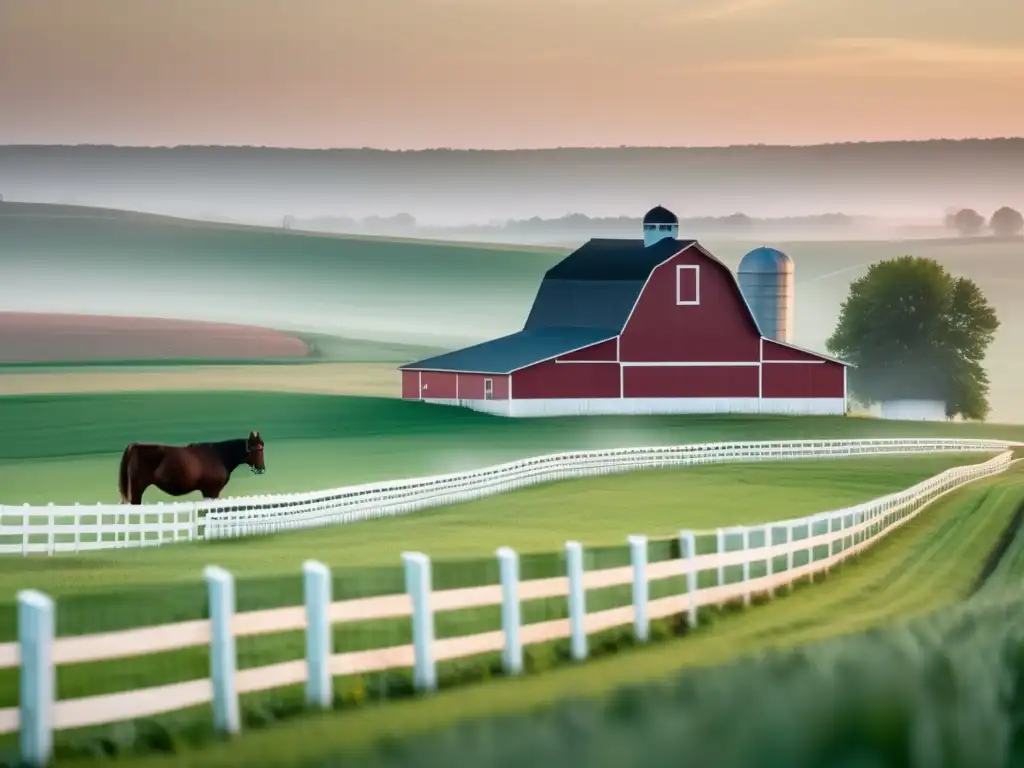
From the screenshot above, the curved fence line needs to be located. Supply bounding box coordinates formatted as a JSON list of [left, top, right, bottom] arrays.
[[2, 449, 1016, 766], [1, 437, 1018, 555]]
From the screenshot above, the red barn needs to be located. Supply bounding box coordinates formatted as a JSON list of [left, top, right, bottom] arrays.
[[401, 207, 850, 417]]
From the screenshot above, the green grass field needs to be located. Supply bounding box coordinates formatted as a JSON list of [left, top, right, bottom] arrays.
[[2, 386, 1022, 764], [38, 456, 1024, 767], [2, 392, 1022, 505], [0, 446, 996, 759], [0, 452, 984, 597], [326, 468, 1024, 768]]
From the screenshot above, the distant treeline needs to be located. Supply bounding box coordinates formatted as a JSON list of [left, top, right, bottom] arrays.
[[2, 140, 1022, 225], [289, 211, 872, 238]]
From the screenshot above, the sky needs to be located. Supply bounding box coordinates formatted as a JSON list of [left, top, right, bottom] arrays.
[[2, 0, 1023, 149]]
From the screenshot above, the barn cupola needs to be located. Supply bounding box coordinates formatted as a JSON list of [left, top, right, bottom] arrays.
[[642, 205, 679, 247]]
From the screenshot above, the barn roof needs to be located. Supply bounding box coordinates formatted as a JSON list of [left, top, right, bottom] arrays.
[[523, 238, 694, 330], [398, 326, 617, 375]]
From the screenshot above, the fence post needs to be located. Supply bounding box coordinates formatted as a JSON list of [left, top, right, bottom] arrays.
[[786, 521, 795, 583], [18, 590, 54, 768], [628, 535, 649, 642], [204, 566, 240, 735], [765, 524, 775, 598], [745, 528, 753, 606], [679, 530, 698, 628], [22, 503, 29, 556], [565, 540, 587, 661], [402, 552, 437, 692], [496, 547, 523, 675], [190, 503, 199, 541], [716, 527, 726, 587], [303, 560, 332, 709], [46, 503, 55, 556]]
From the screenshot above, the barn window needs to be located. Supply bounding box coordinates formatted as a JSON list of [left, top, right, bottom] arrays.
[[676, 264, 700, 305], [484, 378, 494, 400]]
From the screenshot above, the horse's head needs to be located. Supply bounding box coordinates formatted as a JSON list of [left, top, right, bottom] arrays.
[[246, 431, 265, 474]]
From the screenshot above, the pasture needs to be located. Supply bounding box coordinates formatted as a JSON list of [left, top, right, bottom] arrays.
[[3, 206, 1024, 419], [277, 471, 1024, 768], [0, 383, 1015, 763], [0, 452, 986, 595], [31, 460, 1024, 767], [4, 392, 1024, 505]]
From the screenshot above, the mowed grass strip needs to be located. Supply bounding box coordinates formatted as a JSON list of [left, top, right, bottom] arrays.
[[43, 460, 1024, 767], [2, 391, 1023, 504]]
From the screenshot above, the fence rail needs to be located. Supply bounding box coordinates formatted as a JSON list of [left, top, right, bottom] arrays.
[[2, 447, 1017, 766], [1, 437, 1018, 555]]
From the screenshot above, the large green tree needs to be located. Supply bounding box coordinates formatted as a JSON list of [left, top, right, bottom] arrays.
[[826, 256, 999, 420]]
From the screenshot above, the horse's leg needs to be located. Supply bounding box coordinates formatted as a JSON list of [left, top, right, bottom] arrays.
[[130, 480, 150, 505], [201, 486, 222, 500], [130, 458, 153, 506]]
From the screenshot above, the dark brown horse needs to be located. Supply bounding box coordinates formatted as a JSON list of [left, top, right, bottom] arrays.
[[118, 431, 265, 505]]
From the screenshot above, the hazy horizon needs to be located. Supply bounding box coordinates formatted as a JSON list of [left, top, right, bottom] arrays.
[[3, 142, 1022, 224]]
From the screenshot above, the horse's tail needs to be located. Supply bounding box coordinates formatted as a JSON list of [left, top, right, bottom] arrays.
[[118, 444, 136, 504]]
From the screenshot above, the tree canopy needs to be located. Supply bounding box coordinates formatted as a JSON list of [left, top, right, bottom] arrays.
[[990, 206, 1024, 237], [826, 256, 999, 420], [949, 208, 986, 236]]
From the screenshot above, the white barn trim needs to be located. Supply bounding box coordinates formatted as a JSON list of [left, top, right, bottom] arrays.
[[423, 397, 846, 418]]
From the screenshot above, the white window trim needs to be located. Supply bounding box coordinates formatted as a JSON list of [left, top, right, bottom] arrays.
[[484, 377, 494, 400], [676, 264, 700, 306]]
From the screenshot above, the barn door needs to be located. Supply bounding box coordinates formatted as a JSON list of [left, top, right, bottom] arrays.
[[484, 378, 494, 400]]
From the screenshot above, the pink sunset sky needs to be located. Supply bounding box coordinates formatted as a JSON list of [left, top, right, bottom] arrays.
[[2, 0, 1022, 148]]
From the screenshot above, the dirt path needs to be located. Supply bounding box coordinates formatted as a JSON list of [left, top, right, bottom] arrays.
[[0, 363, 399, 397]]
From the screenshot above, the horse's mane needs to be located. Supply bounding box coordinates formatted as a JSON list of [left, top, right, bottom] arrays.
[[189, 438, 249, 467]]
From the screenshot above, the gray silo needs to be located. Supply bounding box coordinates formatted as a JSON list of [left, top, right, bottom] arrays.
[[737, 246, 795, 344]]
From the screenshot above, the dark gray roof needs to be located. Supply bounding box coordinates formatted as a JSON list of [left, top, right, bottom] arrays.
[[524, 278, 642, 331], [404, 238, 693, 374], [523, 238, 693, 331], [643, 205, 678, 225], [399, 326, 617, 374], [542, 238, 693, 281]]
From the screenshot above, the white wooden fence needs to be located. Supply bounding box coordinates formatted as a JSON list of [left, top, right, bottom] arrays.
[[1, 437, 1017, 555], [2, 448, 1017, 766]]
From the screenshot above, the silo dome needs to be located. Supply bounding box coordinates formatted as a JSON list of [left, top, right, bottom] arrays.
[[642, 205, 679, 247], [737, 246, 795, 344]]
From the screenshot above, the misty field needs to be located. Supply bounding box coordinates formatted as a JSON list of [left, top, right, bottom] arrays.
[[1, 209, 1023, 419]]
